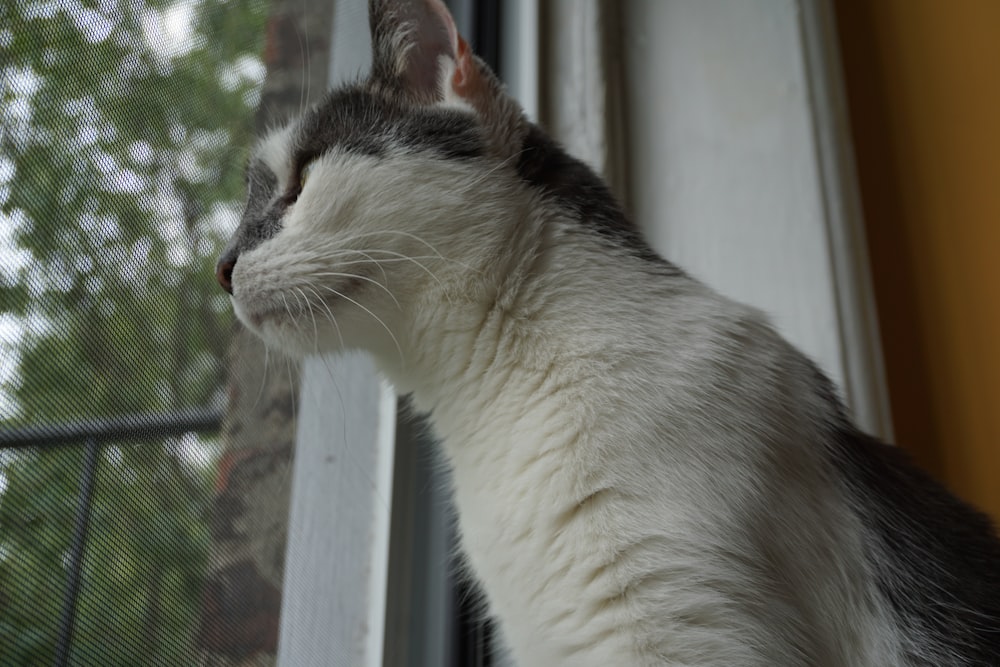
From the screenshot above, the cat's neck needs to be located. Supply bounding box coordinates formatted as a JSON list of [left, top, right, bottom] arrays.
[[377, 211, 701, 452]]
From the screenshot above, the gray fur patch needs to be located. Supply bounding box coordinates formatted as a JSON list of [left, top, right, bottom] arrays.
[[515, 124, 683, 275], [295, 86, 484, 166], [815, 364, 1000, 665]]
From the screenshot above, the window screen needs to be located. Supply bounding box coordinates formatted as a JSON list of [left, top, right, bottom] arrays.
[[0, 0, 299, 663], [2, 0, 506, 664]]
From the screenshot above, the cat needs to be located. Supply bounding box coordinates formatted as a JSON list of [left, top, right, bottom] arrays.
[[215, 0, 1000, 664]]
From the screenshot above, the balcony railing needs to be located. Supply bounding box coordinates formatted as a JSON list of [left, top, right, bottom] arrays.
[[0, 407, 223, 667]]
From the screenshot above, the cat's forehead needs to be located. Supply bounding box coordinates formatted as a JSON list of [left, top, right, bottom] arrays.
[[253, 85, 484, 176]]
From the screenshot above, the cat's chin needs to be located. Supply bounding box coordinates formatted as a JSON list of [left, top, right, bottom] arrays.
[[233, 299, 306, 350], [232, 298, 284, 330], [236, 301, 360, 360]]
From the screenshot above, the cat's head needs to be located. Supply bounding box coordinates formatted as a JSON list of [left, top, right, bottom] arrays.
[[215, 0, 532, 362]]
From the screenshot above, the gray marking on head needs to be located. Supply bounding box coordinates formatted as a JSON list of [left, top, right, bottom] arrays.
[[516, 124, 683, 274], [295, 85, 484, 167]]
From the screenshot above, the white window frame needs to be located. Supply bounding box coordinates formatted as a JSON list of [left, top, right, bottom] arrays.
[[276, 2, 396, 666]]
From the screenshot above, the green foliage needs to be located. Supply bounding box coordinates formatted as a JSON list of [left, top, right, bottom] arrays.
[[0, 0, 267, 662]]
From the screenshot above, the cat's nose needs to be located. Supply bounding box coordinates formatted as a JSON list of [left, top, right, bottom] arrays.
[[215, 253, 237, 294]]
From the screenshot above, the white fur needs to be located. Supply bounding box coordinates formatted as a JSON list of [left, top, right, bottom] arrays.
[[226, 116, 923, 665]]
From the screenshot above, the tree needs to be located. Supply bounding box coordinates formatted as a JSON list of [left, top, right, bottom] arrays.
[[0, 0, 267, 663]]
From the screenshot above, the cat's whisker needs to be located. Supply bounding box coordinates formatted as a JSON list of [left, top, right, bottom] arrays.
[[250, 343, 271, 410], [327, 253, 463, 272], [294, 286, 320, 351], [336, 229, 449, 261], [370, 231, 483, 275], [306, 230, 479, 274], [316, 283, 404, 366], [320, 229, 483, 275], [291, 286, 309, 324], [330, 254, 453, 266], [311, 271, 402, 309], [301, 283, 346, 350], [342, 249, 390, 285], [251, 341, 271, 411], [280, 293, 307, 339], [280, 292, 294, 319], [345, 248, 447, 290], [320, 253, 460, 308], [293, 12, 310, 119], [296, 241, 483, 281]]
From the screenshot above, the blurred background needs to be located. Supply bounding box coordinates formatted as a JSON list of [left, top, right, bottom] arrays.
[[1, 0, 270, 664]]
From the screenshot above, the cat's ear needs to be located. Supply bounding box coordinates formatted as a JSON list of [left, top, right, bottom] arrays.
[[368, 0, 527, 157], [368, 0, 460, 103]]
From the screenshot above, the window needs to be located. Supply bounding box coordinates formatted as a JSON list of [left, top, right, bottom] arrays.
[[1, 0, 268, 663]]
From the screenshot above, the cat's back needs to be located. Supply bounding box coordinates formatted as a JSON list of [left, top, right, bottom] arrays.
[[642, 297, 1000, 665], [641, 296, 1000, 665], [823, 419, 1000, 665]]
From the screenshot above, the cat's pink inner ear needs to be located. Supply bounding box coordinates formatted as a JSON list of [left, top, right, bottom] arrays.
[[449, 35, 488, 106], [451, 35, 473, 90]]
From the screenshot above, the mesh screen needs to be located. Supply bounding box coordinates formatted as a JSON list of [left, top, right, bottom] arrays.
[[0, 0, 286, 663], [1, 0, 505, 663]]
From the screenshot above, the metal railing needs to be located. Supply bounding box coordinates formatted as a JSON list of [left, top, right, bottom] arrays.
[[0, 407, 223, 667]]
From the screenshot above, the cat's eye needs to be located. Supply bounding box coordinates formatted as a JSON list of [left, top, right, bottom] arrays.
[[299, 159, 316, 190]]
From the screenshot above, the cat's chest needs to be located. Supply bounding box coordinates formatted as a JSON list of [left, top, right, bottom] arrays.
[[453, 461, 606, 644], [437, 405, 641, 663]]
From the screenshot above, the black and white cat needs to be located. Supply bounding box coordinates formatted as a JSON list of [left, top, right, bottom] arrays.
[[216, 1, 1000, 664]]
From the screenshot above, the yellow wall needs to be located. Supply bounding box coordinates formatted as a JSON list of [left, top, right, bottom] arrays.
[[835, 0, 1000, 521]]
